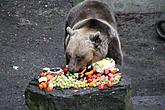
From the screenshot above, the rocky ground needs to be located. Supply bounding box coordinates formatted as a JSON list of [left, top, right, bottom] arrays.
[[0, 0, 165, 110]]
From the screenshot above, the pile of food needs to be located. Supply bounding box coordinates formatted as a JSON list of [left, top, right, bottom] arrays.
[[38, 58, 122, 92]]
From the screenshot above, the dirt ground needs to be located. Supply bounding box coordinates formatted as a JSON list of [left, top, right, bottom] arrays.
[[116, 13, 165, 96], [0, 0, 165, 110]]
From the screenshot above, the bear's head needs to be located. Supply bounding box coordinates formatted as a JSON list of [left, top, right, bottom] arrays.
[[65, 27, 104, 72]]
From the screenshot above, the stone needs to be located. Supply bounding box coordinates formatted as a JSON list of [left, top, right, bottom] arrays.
[[25, 75, 132, 110]]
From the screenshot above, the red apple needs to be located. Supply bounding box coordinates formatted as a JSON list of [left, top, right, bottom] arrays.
[[107, 82, 113, 88], [63, 67, 68, 73], [98, 83, 105, 90]]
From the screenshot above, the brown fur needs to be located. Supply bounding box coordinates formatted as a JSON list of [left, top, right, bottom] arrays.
[[64, 0, 123, 72]]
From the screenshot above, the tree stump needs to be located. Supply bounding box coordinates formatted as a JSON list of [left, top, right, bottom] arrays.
[[25, 75, 131, 110]]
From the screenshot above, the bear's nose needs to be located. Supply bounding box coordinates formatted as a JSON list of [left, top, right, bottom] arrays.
[[68, 67, 74, 73], [68, 65, 76, 73], [68, 65, 80, 73]]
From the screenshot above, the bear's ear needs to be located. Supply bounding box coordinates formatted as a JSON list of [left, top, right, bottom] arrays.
[[66, 27, 74, 35], [90, 31, 102, 48]]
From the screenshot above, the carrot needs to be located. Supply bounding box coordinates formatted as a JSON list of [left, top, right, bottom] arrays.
[[46, 74, 54, 81], [39, 83, 44, 90], [80, 67, 87, 77], [40, 82, 47, 89], [47, 86, 53, 92], [91, 67, 97, 73]]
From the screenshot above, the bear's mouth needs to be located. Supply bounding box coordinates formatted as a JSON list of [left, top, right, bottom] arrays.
[[87, 60, 93, 66], [68, 59, 93, 73]]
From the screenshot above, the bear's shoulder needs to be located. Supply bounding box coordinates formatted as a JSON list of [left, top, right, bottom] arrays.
[[72, 18, 116, 35]]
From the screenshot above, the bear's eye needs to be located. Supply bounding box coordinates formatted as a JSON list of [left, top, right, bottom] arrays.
[[76, 55, 84, 62], [67, 53, 71, 59]]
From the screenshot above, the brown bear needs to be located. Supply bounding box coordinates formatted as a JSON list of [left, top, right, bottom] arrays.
[[64, 0, 123, 72]]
